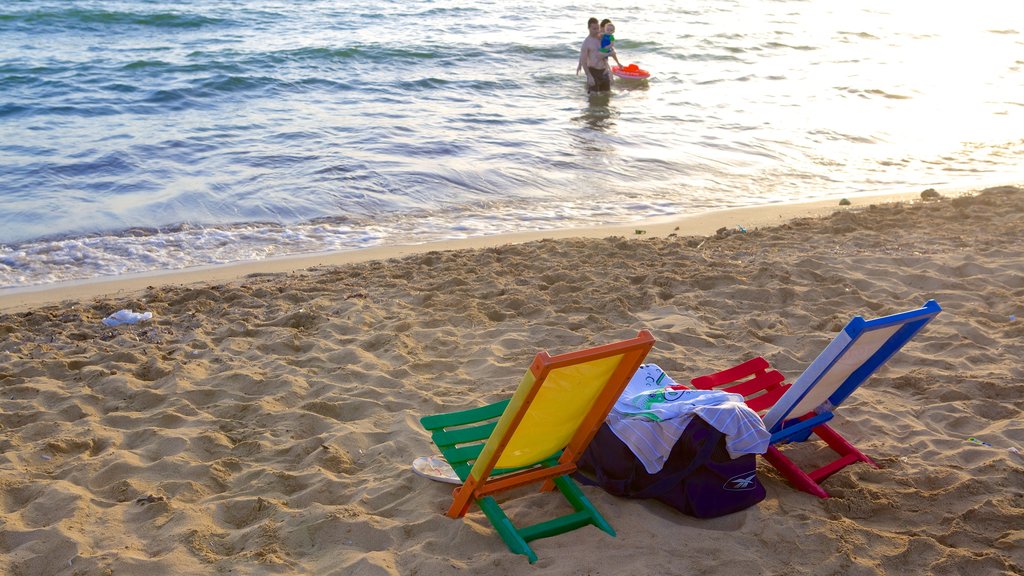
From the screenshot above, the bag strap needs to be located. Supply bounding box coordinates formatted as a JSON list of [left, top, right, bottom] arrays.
[[627, 425, 724, 499], [573, 447, 633, 495], [573, 468, 602, 487]]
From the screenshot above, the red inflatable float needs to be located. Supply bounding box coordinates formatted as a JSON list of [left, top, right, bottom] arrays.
[[611, 63, 651, 80]]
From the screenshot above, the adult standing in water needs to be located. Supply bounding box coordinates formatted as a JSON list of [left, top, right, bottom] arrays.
[[577, 17, 610, 93]]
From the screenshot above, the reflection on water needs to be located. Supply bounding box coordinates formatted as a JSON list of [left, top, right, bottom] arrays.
[[574, 75, 651, 135], [567, 88, 620, 201], [578, 91, 615, 132], [613, 78, 652, 93]]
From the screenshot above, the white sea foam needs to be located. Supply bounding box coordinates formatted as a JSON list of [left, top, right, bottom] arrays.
[[0, 199, 694, 288]]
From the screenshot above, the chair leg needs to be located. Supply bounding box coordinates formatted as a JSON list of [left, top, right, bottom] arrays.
[[460, 476, 613, 564], [477, 496, 538, 563], [447, 485, 476, 519], [763, 445, 831, 499], [551, 475, 615, 537], [813, 424, 878, 471], [765, 425, 879, 498]]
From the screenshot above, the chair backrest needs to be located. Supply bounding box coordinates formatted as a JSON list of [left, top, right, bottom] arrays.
[[469, 331, 655, 481], [761, 300, 941, 432]]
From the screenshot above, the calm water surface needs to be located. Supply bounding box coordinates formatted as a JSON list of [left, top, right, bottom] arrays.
[[2, 0, 1022, 287]]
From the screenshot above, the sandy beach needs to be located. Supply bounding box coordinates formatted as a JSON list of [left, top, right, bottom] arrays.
[[1, 185, 1021, 575]]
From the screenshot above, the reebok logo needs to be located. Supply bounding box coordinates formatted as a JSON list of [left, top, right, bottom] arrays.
[[724, 472, 758, 491]]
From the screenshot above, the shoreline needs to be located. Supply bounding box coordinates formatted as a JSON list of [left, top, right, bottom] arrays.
[[0, 188, 936, 313]]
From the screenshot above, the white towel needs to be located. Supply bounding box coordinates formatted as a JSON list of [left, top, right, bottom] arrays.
[[607, 364, 770, 474]]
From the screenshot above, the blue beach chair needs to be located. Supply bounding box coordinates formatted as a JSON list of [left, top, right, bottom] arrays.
[[691, 300, 941, 498]]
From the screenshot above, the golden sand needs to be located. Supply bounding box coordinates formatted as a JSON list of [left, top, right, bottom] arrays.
[[1, 186, 1021, 575]]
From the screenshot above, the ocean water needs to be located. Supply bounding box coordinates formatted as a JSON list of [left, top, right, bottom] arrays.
[[2, 0, 1023, 289]]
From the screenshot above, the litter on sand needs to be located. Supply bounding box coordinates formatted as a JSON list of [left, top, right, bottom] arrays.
[[102, 309, 153, 327]]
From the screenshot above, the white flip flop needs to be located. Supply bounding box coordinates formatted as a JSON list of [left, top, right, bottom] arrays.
[[412, 455, 461, 484]]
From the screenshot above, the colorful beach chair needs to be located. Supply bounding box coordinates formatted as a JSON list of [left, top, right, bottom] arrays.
[[690, 300, 941, 498], [419, 330, 655, 563]]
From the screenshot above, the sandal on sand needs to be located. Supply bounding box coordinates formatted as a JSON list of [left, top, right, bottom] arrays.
[[412, 455, 460, 484]]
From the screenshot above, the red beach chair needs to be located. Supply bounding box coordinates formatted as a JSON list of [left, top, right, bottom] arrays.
[[690, 301, 941, 498]]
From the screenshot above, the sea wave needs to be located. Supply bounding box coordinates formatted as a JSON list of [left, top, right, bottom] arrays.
[[0, 195, 693, 288], [0, 7, 226, 31]]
